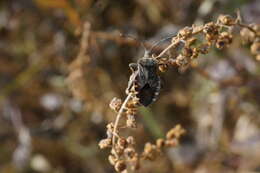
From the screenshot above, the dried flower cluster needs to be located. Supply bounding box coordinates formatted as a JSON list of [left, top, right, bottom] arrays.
[[155, 12, 259, 73], [99, 123, 185, 172], [240, 24, 260, 60], [99, 12, 259, 172]]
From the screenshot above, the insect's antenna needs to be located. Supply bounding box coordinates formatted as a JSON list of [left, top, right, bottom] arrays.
[[149, 34, 176, 54], [120, 33, 149, 57]]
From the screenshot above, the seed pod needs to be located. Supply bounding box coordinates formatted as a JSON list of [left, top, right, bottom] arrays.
[[114, 160, 127, 172]]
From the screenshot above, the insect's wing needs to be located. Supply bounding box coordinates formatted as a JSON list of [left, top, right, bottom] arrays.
[[137, 83, 158, 106], [127, 60, 161, 106], [137, 64, 148, 88], [138, 74, 161, 106]]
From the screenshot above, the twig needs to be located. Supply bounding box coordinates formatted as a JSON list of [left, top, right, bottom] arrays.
[[112, 93, 133, 146]]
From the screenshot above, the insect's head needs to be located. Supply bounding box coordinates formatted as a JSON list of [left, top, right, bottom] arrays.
[[138, 58, 157, 68]]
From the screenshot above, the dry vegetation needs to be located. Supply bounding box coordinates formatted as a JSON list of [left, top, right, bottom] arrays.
[[98, 12, 260, 172], [0, 0, 260, 173]]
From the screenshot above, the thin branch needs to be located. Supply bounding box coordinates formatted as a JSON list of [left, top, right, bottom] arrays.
[[112, 93, 133, 146]]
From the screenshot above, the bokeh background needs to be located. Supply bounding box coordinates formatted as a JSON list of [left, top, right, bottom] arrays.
[[0, 0, 260, 172]]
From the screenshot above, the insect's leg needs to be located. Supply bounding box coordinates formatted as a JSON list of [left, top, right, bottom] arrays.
[[137, 64, 148, 88], [129, 63, 138, 72], [126, 63, 138, 94], [126, 72, 137, 95]]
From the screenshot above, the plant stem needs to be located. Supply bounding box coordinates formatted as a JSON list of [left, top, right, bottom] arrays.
[[112, 93, 133, 146]]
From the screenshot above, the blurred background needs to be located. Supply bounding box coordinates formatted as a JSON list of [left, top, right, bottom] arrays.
[[0, 0, 260, 172]]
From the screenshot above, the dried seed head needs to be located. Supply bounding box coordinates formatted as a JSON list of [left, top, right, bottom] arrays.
[[251, 24, 260, 35], [240, 28, 255, 43], [218, 15, 235, 26], [106, 123, 114, 130], [143, 143, 158, 161], [165, 139, 179, 147], [168, 58, 177, 66], [109, 97, 122, 112], [108, 154, 117, 165], [178, 27, 193, 38], [118, 137, 128, 149], [256, 54, 260, 61], [124, 147, 136, 159], [98, 138, 112, 149], [126, 96, 140, 108], [106, 123, 114, 138], [130, 155, 140, 170], [166, 124, 185, 139], [203, 22, 219, 35], [126, 114, 137, 128], [186, 37, 197, 46], [114, 146, 124, 156], [159, 64, 168, 72], [126, 136, 136, 146], [182, 47, 193, 57], [198, 44, 210, 54], [156, 138, 165, 148], [191, 48, 199, 59], [114, 160, 127, 172], [166, 129, 176, 139], [176, 54, 189, 67], [126, 108, 137, 116], [250, 41, 260, 55], [203, 22, 219, 42], [126, 98, 139, 109], [130, 83, 138, 95], [216, 32, 233, 49]]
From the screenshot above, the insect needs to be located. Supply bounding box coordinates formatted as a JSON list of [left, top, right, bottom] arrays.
[[126, 56, 161, 106], [124, 34, 175, 106]]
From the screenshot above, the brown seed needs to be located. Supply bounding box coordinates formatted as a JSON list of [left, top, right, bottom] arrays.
[[176, 54, 189, 66], [251, 41, 260, 55], [118, 138, 128, 149], [126, 114, 137, 128], [108, 154, 117, 165], [256, 54, 260, 61], [186, 37, 197, 46], [240, 28, 255, 43], [109, 97, 122, 112], [178, 27, 193, 38], [203, 22, 219, 35], [199, 44, 209, 54], [165, 139, 179, 147], [166, 125, 185, 139], [143, 143, 158, 161], [114, 146, 124, 156], [166, 129, 176, 140], [216, 32, 233, 49], [168, 58, 177, 66], [159, 64, 168, 72], [131, 155, 140, 170], [218, 15, 235, 25], [124, 147, 135, 159], [182, 47, 193, 57], [126, 136, 136, 146], [115, 160, 127, 172], [156, 138, 165, 148], [98, 138, 112, 149]]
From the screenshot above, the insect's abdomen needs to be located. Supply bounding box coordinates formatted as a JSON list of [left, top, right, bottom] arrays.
[[137, 78, 160, 106]]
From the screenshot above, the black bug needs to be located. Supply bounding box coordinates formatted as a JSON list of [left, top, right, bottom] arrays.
[[124, 34, 175, 106], [126, 56, 161, 106]]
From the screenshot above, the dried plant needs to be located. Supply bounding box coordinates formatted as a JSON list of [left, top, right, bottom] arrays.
[[98, 11, 259, 173]]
